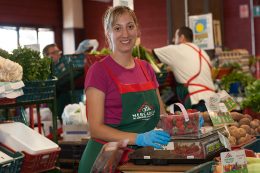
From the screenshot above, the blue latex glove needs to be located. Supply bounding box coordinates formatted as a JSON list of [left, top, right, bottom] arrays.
[[135, 130, 171, 149], [199, 115, 204, 128]]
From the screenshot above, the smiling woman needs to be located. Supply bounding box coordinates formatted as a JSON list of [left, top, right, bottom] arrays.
[[78, 6, 170, 173]]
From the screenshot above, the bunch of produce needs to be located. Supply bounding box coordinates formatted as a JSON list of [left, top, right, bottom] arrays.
[[10, 47, 51, 81], [227, 112, 260, 146], [242, 80, 260, 113], [132, 45, 161, 73], [0, 56, 23, 82], [161, 109, 200, 136]]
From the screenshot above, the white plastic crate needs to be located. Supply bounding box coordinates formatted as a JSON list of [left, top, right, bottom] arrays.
[[0, 122, 59, 155]]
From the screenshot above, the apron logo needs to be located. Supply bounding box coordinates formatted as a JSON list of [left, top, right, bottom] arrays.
[[132, 103, 155, 121]]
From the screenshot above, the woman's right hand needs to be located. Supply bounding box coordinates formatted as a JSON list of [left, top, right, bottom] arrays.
[[135, 130, 171, 149]]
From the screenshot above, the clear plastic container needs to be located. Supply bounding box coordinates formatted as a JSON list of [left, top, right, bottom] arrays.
[[161, 104, 200, 136]]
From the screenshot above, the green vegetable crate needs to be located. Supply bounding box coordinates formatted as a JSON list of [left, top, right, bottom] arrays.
[[156, 71, 168, 86], [185, 161, 215, 173], [0, 144, 24, 173], [54, 54, 85, 79], [17, 77, 57, 103]]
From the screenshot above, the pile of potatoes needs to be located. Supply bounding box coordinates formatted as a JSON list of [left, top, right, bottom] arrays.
[[228, 112, 260, 146]]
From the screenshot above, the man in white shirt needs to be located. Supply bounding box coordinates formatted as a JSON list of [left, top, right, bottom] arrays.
[[153, 26, 215, 111]]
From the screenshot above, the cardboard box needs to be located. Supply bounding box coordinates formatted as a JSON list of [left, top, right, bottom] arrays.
[[63, 124, 89, 141]]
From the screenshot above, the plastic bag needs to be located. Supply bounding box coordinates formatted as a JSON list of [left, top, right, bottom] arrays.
[[91, 139, 129, 173], [62, 102, 87, 125]]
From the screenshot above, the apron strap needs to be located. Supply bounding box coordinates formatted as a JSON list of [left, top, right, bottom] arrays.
[[135, 59, 151, 81], [185, 48, 202, 87], [179, 43, 215, 105], [184, 43, 212, 70]]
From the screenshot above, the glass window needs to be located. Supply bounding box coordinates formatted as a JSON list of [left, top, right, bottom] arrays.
[[0, 26, 54, 55], [38, 28, 55, 54], [0, 26, 18, 53], [19, 27, 38, 46]]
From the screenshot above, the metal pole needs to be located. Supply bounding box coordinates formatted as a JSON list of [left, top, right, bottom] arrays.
[[250, 0, 255, 56], [184, 0, 189, 26], [167, 0, 173, 44]]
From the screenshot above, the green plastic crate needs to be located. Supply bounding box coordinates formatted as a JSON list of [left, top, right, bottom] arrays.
[[156, 71, 168, 86], [0, 144, 24, 173], [185, 161, 215, 173], [17, 77, 57, 103], [242, 139, 260, 153], [54, 54, 85, 78]]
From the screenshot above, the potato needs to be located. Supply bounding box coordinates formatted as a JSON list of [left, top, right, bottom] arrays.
[[230, 112, 244, 121], [228, 125, 238, 132], [232, 122, 240, 127], [237, 128, 246, 138], [244, 114, 253, 121], [238, 137, 247, 145], [240, 125, 251, 134], [228, 136, 237, 146], [230, 128, 240, 139], [239, 118, 251, 126], [250, 120, 259, 129], [245, 134, 252, 141], [251, 128, 256, 135]]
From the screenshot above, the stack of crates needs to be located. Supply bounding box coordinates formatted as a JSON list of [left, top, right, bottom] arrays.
[[0, 122, 60, 172], [54, 54, 86, 118], [0, 144, 24, 173]]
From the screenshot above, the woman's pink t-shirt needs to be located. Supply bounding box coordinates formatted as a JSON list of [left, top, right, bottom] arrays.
[[84, 56, 159, 124]]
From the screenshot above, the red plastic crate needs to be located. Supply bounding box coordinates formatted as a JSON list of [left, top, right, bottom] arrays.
[[20, 148, 61, 173], [0, 98, 16, 105]]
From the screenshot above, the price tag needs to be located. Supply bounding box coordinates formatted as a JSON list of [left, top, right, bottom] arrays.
[[219, 103, 228, 112], [218, 131, 231, 151]]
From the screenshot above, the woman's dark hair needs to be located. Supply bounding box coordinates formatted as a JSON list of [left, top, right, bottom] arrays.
[[178, 26, 193, 42]]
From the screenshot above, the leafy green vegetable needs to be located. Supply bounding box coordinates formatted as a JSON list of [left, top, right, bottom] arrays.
[[220, 71, 255, 91], [241, 80, 260, 112], [91, 48, 111, 55], [10, 47, 51, 81], [221, 62, 242, 71], [0, 48, 11, 59]]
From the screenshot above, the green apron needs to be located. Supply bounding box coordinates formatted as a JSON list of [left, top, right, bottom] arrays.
[[78, 59, 160, 173], [176, 43, 214, 112]]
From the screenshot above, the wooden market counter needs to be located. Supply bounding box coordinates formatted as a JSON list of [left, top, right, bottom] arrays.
[[117, 162, 198, 173]]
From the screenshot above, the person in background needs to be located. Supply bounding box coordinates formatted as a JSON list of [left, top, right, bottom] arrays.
[[42, 43, 62, 63], [153, 26, 216, 112], [78, 6, 170, 172]]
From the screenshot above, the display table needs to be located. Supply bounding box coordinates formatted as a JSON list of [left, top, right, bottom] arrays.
[[118, 162, 198, 173]]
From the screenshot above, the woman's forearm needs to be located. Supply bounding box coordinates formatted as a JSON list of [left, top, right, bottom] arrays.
[[89, 123, 137, 145]]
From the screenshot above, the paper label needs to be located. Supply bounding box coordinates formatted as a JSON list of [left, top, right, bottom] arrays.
[[220, 150, 248, 173], [154, 142, 174, 151], [143, 156, 151, 159], [208, 112, 234, 126], [218, 131, 231, 151]]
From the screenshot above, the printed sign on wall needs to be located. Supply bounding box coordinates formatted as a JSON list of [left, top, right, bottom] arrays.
[[189, 13, 214, 50]]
